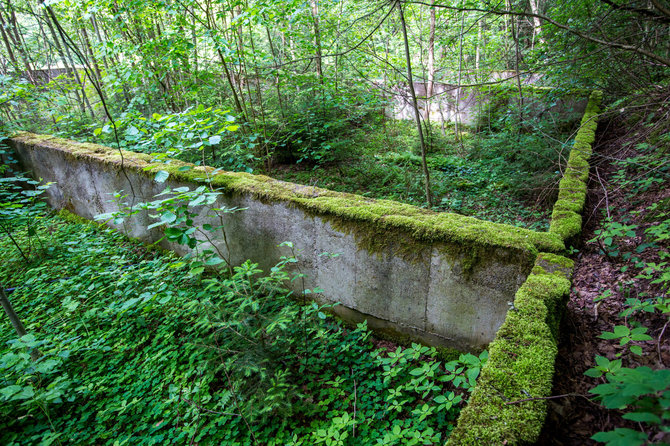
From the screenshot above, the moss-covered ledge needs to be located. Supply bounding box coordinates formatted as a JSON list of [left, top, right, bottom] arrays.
[[446, 252, 574, 445], [446, 91, 601, 445], [549, 90, 602, 243], [10, 131, 564, 257]]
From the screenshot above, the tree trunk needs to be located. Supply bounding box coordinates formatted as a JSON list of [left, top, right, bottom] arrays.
[[310, 0, 323, 80], [0, 15, 19, 72], [42, 10, 87, 114], [455, 12, 465, 150], [476, 17, 484, 73], [512, 16, 524, 131], [0, 9, 34, 83], [425, 0, 436, 123], [1, 287, 27, 338], [80, 24, 105, 100], [264, 23, 285, 119], [2, 287, 41, 360], [44, 10, 96, 117], [397, 1, 432, 207], [528, 0, 545, 46]]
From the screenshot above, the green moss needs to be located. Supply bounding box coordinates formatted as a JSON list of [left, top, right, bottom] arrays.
[[57, 209, 105, 228], [11, 132, 565, 264], [549, 209, 582, 241], [446, 89, 600, 444], [549, 90, 601, 243], [446, 253, 573, 445], [535, 252, 574, 273]]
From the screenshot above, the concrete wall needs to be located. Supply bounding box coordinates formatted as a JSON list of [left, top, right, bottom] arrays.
[[8, 133, 563, 351], [386, 81, 587, 127]]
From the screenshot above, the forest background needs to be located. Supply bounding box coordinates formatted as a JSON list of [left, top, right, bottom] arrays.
[[0, 0, 669, 445], [1, 0, 667, 227]]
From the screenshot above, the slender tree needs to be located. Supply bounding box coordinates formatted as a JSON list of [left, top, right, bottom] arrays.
[[397, 0, 432, 207]]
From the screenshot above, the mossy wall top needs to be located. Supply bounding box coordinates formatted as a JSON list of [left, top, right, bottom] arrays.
[[8, 132, 559, 351], [11, 132, 564, 256], [447, 90, 602, 444]]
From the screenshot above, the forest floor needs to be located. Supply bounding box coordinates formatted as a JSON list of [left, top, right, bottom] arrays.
[[269, 123, 557, 232], [538, 103, 670, 444]]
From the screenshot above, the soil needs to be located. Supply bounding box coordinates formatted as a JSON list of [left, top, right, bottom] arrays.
[[537, 101, 670, 444]]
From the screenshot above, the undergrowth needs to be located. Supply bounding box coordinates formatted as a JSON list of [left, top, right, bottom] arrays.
[[269, 120, 560, 231], [0, 214, 486, 445], [584, 110, 670, 445]]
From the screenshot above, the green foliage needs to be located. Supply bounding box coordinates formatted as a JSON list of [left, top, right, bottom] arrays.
[[275, 127, 554, 231], [0, 136, 53, 262], [586, 358, 670, 446], [269, 86, 384, 165], [590, 219, 639, 258], [94, 106, 252, 171], [585, 114, 669, 445], [598, 326, 652, 357], [0, 212, 484, 444]]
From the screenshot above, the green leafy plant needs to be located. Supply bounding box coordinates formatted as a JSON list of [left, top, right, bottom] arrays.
[[598, 325, 652, 356], [1, 206, 486, 445], [589, 219, 638, 258], [586, 358, 670, 446]]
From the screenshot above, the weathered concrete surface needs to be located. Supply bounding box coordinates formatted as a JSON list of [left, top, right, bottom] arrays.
[[9, 133, 546, 351], [386, 79, 587, 127]]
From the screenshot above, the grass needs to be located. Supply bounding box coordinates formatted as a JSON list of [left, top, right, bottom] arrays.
[[268, 120, 566, 231]]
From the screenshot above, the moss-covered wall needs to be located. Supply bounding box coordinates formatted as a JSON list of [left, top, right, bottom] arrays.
[[7, 131, 560, 352], [8, 89, 600, 441], [446, 253, 573, 444], [549, 90, 602, 244], [446, 90, 601, 445]]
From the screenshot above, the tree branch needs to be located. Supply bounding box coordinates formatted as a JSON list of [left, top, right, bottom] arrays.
[[404, 0, 670, 67]]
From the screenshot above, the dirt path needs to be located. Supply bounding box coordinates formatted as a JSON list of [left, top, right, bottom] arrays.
[[538, 106, 670, 444]]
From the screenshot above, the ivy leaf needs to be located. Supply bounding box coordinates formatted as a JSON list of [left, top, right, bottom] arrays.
[[204, 256, 224, 266], [591, 428, 647, 446], [164, 228, 182, 239], [584, 367, 603, 378], [189, 266, 204, 276], [160, 211, 177, 224], [409, 366, 427, 376]]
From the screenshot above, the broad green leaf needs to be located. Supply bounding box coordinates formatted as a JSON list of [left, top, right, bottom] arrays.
[[154, 170, 170, 183], [204, 256, 224, 266], [622, 412, 661, 424]]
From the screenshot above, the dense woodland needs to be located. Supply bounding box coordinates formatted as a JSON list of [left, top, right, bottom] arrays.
[[0, 0, 669, 444]]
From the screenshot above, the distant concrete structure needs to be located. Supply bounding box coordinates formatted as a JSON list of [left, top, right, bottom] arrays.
[[384, 72, 583, 127]]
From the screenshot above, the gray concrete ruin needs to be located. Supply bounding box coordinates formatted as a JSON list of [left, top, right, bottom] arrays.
[[8, 133, 564, 351]]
